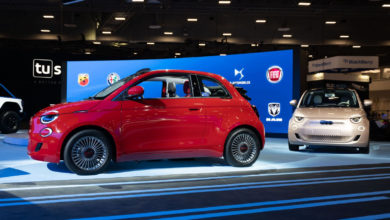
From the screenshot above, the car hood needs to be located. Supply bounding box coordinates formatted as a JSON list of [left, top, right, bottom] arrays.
[[294, 107, 365, 119], [36, 100, 101, 116]]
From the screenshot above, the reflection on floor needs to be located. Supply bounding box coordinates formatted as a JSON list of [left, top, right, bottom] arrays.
[[1, 131, 390, 184]]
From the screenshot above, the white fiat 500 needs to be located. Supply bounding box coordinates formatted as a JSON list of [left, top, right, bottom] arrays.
[[288, 88, 372, 153]]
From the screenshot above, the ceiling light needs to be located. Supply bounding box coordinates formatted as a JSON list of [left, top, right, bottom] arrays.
[[132, 0, 144, 2], [352, 45, 361, 48], [114, 17, 126, 21], [277, 27, 291, 32], [255, 19, 267, 23], [164, 32, 173, 35], [199, 43, 206, 47], [148, 24, 162, 29], [119, 42, 128, 46], [133, 52, 138, 55], [298, 2, 311, 6], [220, 54, 227, 56], [187, 18, 198, 22], [222, 33, 232, 36], [92, 41, 101, 45], [301, 44, 309, 48], [382, 4, 390, 7], [175, 52, 181, 56], [43, 15, 54, 19], [85, 51, 91, 55], [251, 43, 258, 47], [147, 42, 155, 45], [283, 34, 292, 38], [308, 54, 313, 58], [218, 0, 231, 4], [325, 21, 337, 24], [339, 35, 350, 38], [40, 29, 51, 33], [102, 31, 111, 35]]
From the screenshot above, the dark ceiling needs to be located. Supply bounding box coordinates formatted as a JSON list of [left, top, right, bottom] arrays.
[[0, 0, 390, 62]]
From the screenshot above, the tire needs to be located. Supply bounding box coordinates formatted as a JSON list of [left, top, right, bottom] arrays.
[[358, 143, 370, 154], [224, 128, 260, 167], [288, 142, 300, 151], [0, 111, 20, 134], [64, 129, 112, 175]]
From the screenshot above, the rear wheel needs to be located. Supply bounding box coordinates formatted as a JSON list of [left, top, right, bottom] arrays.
[[0, 111, 20, 134], [64, 129, 112, 175], [288, 142, 300, 151], [224, 128, 260, 167]]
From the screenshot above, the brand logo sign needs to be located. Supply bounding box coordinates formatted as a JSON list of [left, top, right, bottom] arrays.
[[33, 59, 62, 78], [234, 68, 244, 80], [78, 73, 89, 87], [107, 72, 120, 85], [266, 66, 283, 83], [268, 103, 280, 117], [231, 68, 250, 85], [266, 102, 283, 122]]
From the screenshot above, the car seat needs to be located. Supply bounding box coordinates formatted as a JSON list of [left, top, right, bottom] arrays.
[[167, 82, 177, 97], [183, 81, 191, 97], [313, 95, 322, 105]]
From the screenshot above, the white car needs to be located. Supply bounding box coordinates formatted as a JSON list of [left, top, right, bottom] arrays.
[[0, 83, 23, 133], [288, 88, 371, 153]]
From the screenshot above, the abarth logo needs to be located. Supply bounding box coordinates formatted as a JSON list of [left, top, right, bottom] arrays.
[[78, 73, 89, 87], [266, 66, 283, 83], [234, 68, 244, 80], [268, 103, 281, 117], [107, 72, 120, 85]]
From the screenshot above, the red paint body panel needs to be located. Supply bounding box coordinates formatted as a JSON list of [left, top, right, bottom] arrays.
[[27, 70, 265, 164]]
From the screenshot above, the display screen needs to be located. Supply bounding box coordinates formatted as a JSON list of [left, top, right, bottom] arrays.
[[66, 49, 296, 134]]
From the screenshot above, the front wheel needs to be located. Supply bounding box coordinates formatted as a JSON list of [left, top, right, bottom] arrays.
[[0, 111, 20, 134], [224, 128, 260, 167], [64, 129, 112, 175], [288, 142, 300, 151]]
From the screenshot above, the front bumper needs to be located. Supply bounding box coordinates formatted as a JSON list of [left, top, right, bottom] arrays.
[[288, 118, 369, 147], [27, 117, 63, 163]]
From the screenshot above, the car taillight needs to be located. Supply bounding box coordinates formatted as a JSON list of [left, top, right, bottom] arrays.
[[251, 105, 260, 118]]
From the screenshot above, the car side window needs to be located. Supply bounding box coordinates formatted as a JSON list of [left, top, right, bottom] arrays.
[[197, 76, 230, 98], [135, 75, 192, 99]]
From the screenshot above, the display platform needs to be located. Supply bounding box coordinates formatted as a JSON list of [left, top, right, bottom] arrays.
[[1, 133, 390, 184]]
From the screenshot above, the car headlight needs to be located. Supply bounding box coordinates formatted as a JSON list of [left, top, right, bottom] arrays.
[[294, 116, 304, 122], [40, 114, 58, 124], [350, 116, 362, 124]]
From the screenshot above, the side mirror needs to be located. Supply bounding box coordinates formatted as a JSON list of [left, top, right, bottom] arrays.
[[290, 99, 297, 107], [127, 86, 144, 99], [363, 99, 372, 107]]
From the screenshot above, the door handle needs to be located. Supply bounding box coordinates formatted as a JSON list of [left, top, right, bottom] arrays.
[[189, 108, 200, 111]]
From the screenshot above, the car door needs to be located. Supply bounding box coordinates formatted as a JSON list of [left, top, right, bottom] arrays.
[[119, 73, 207, 161], [194, 75, 237, 154]]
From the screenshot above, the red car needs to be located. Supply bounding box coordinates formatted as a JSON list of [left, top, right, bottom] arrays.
[[28, 69, 265, 175]]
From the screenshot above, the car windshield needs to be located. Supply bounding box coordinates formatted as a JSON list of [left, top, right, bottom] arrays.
[[91, 69, 150, 100], [299, 89, 359, 108]]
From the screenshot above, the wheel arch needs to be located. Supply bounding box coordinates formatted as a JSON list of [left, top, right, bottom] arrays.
[[60, 125, 117, 162], [223, 124, 264, 158], [0, 102, 21, 113]]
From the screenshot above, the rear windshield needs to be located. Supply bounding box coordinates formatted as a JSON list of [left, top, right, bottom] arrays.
[[300, 89, 359, 108]]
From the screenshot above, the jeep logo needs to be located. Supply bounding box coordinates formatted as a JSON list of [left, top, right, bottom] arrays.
[[33, 59, 62, 78]]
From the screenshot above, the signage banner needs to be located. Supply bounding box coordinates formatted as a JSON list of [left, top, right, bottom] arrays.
[[308, 56, 379, 73], [66, 50, 296, 134]]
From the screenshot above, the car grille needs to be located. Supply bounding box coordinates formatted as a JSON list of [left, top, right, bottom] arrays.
[[304, 135, 351, 143]]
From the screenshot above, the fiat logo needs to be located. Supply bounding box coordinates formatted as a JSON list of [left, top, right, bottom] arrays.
[[266, 66, 283, 83]]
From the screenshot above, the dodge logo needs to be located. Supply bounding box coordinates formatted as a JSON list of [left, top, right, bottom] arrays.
[[268, 103, 281, 117], [266, 66, 283, 83]]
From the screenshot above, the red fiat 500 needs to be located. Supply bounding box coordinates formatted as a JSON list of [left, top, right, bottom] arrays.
[[28, 69, 265, 175]]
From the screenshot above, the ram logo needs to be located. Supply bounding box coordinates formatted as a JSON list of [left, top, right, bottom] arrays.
[[268, 103, 281, 117]]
